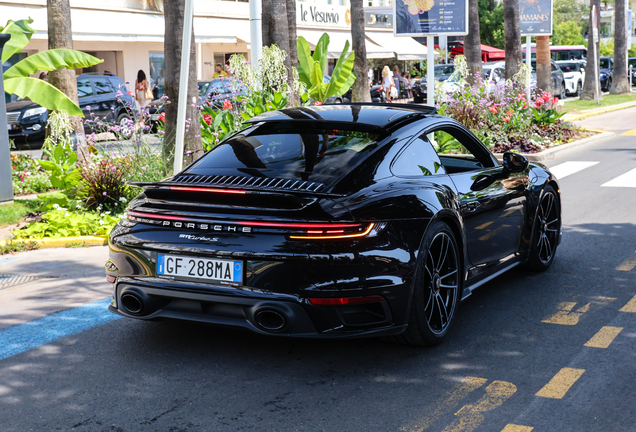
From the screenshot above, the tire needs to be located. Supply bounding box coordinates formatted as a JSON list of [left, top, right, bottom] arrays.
[[116, 112, 133, 139], [575, 81, 582, 97], [386, 220, 461, 346], [607, 78, 612, 92], [560, 83, 566, 100], [525, 185, 561, 271]]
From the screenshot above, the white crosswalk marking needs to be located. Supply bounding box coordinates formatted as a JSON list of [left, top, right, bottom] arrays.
[[602, 168, 636, 188], [549, 161, 599, 180]]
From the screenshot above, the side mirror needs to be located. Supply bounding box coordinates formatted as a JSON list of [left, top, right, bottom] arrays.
[[502, 152, 529, 173]]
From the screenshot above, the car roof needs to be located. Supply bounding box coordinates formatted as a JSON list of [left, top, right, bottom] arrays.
[[246, 104, 436, 130]]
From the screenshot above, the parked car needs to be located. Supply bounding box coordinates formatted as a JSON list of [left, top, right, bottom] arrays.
[[6, 72, 135, 142], [107, 103, 561, 346], [412, 64, 456, 103], [556, 60, 585, 96], [599, 57, 613, 91], [198, 78, 247, 108], [629, 58, 636, 85], [341, 84, 387, 103], [484, 59, 566, 99]]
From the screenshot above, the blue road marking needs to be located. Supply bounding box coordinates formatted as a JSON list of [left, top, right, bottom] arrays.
[[0, 298, 122, 361]]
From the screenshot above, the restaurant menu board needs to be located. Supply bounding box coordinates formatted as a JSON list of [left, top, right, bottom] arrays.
[[519, 0, 552, 36], [394, 0, 468, 36]]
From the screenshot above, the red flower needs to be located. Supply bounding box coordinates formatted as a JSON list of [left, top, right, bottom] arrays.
[[222, 99, 233, 110], [503, 116, 511, 123], [552, 97, 559, 104], [314, 101, 323, 106], [517, 92, 525, 100], [203, 114, 212, 125], [506, 110, 514, 117], [489, 104, 498, 114], [542, 93, 551, 102], [158, 112, 165, 122], [536, 98, 544, 107]]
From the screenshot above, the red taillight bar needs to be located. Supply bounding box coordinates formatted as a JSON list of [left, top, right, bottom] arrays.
[[169, 186, 246, 194], [128, 211, 186, 221], [238, 221, 360, 228], [308, 295, 386, 306]]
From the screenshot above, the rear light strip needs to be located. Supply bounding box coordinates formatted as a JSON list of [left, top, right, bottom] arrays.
[[128, 211, 186, 221], [238, 221, 360, 228], [168, 186, 246, 195], [289, 223, 375, 240], [308, 295, 386, 305]]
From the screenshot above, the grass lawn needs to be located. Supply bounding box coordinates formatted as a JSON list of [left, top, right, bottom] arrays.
[[0, 199, 39, 227], [563, 93, 636, 114]]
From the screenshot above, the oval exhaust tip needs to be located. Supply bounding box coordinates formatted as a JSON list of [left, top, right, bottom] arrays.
[[254, 309, 287, 331], [121, 293, 144, 315]]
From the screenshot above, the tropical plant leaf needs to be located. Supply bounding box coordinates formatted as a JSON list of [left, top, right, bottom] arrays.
[[4, 77, 84, 116], [314, 33, 330, 80], [327, 41, 355, 98], [296, 36, 313, 85], [0, 18, 35, 63], [310, 62, 325, 102], [4, 49, 102, 79]]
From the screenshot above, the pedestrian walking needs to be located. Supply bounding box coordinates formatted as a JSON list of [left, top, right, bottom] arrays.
[[135, 69, 152, 108], [393, 66, 401, 97], [382, 66, 393, 103]]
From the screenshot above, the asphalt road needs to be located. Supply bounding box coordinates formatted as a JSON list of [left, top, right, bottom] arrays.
[[1, 108, 636, 431]]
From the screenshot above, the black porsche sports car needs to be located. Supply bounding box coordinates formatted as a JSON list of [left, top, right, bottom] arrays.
[[106, 104, 561, 346]]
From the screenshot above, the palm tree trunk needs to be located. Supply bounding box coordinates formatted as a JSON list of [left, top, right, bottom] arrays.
[[351, 0, 371, 102], [465, 0, 483, 85], [610, 0, 629, 94], [164, 0, 202, 168], [503, 0, 522, 79], [581, 1, 602, 100], [286, 0, 299, 102], [536, 36, 551, 94], [46, 0, 87, 159], [262, 0, 293, 92]]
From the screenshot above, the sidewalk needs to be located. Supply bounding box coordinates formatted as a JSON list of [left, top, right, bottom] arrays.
[[562, 100, 636, 122]]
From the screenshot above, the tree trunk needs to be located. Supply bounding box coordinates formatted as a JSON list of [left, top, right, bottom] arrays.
[[536, 36, 551, 94], [351, 0, 371, 102], [503, 0, 522, 79], [286, 0, 298, 102], [465, 0, 483, 85], [610, 0, 630, 94], [581, 1, 602, 100], [46, 0, 87, 159], [490, 0, 495, 12], [164, 0, 202, 170]]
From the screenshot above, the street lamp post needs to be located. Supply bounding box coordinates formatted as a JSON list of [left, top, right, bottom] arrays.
[[0, 33, 15, 206]]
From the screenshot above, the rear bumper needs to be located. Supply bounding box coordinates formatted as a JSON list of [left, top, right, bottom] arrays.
[[109, 278, 405, 338]]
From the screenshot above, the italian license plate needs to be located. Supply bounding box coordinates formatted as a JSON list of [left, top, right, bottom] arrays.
[[151, 114, 160, 121], [156, 254, 243, 284]]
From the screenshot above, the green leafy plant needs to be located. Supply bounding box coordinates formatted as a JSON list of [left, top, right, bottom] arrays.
[[0, 239, 40, 255], [297, 33, 355, 103], [12, 205, 120, 239], [2, 18, 102, 116]]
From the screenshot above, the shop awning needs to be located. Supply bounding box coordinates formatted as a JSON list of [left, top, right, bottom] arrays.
[[297, 29, 394, 59], [366, 32, 434, 60], [450, 43, 506, 62]]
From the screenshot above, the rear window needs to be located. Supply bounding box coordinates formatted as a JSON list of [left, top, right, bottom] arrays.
[[188, 128, 382, 184]]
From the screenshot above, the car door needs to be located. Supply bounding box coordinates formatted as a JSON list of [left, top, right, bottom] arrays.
[[90, 77, 117, 123], [76, 78, 95, 125], [427, 125, 529, 266]]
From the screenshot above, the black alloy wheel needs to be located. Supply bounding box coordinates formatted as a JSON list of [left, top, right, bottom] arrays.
[[560, 83, 566, 100], [388, 220, 460, 346], [607, 77, 613, 91], [575, 81, 582, 97], [525, 185, 560, 271]]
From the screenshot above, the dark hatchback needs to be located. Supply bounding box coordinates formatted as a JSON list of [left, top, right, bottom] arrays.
[[107, 104, 561, 346], [6, 72, 135, 142], [599, 57, 613, 91], [412, 64, 455, 103]]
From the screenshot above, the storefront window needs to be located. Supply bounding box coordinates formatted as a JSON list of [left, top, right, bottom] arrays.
[[149, 52, 165, 99]]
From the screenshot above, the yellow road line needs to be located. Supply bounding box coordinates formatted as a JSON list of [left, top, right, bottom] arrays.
[[475, 222, 493, 230], [617, 252, 636, 271], [536, 368, 585, 399], [619, 295, 636, 313], [479, 225, 511, 241], [584, 326, 623, 348], [400, 377, 487, 432], [443, 381, 517, 432], [542, 302, 589, 325], [620, 128, 636, 136], [501, 425, 534, 432], [501, 209, 516, 217]]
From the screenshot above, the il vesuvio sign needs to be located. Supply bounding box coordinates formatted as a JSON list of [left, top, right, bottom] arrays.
[[299, 4, 344, 26], [394, 0, 468, 36], [519, 0, 552, 36]]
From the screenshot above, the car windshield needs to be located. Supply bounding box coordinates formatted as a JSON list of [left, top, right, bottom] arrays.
[[558, 63, 579, 72], [189, 128, 381, 184], [434, 66, 455, 76], [629, 59, 636, 67], [600, 58, 611, 69], [198, 82, 210, 96]]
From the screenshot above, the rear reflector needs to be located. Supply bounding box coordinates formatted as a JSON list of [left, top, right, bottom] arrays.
[[169, 186, 246, 194], [308, 296, 386, 306]]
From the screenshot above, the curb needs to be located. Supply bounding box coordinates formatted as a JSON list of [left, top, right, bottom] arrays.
[[563, 101, 636, 122], [494, 131, 615, 162], [0, 235, 108, 249]]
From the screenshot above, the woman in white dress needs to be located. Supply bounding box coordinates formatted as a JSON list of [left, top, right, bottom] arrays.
[[382, 66, 393, 103]]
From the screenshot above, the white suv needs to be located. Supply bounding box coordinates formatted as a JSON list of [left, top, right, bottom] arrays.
[[556, 60, 585, 97]]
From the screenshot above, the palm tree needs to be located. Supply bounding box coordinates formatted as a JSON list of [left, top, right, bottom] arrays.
[[262, 0, 297, 95], [351, 0, 371, 102], [581, 1, 602, 100], [610, 0, 630, 94], [536, 36, 551, 94], [503, 0, 522, 79], [465, 0, 483, 84], [163, 0, 202, 167]]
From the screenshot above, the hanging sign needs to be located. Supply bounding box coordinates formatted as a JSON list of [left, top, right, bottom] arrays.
[[519, 0, 553, 36], [393, 0, 468, 36]]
